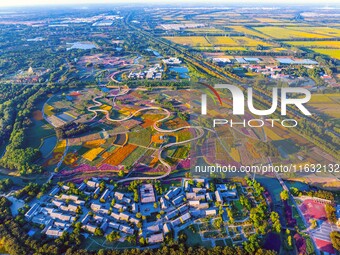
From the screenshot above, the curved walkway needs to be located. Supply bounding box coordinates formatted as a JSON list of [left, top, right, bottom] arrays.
[[87, 93, 209, 183]]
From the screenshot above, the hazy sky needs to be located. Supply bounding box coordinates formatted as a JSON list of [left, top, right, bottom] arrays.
[[0, 0, 339, 7]]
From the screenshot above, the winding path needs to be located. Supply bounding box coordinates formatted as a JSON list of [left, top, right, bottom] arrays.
[[86, 91, 210, 183]]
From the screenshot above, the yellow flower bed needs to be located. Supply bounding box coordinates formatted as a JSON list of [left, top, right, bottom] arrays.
[[54, 140, 66, 153], [100, 104, 112, 111], [44, 104, 54, 116], [82, 147, 104, 161], [230, 147, 241, 162], [83, 139, 106, 148]]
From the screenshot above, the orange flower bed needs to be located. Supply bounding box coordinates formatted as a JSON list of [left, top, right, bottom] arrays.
[[83, 139, 106, 148], [149, 157, 158, 168], [119, 107, 135, 116], [102, 144, 137, 166], [151, 134, 165, 144], [101, 151, 111, 159], [141, 119, 155, 128]]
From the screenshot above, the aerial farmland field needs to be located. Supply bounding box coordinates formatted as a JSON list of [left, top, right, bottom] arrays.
[[286, 41, 340, 48], [0, 4, 339, 255], [311, 49, 340, 60], [307, 94, 340, 119], [163, 36, 211, 46], [254, 26, 332, 39]]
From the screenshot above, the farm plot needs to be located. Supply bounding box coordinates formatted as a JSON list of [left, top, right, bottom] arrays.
[[101, 144, 137, 166], [286, 26, 340, 37], [82, 147, 104, 161], [230, 36, 272, 47], [253, 27, 331, 39], [287, 41, 340, 49], [307, 94, 340, 118], [128, 127, 152, 146], [311, 49, 340, 60], [207, 36, 238, 46], [121, 147, 148, 166], [163, 36, 211, 47], [227, 26, 271, 39]]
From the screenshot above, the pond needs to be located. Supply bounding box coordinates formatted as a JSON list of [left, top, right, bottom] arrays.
[[169, 66, 189, 78], [146, 48, 161, 57], [40, 136, 57, 158], [286, 180, 310, 192], [256, 175, 283, 204]]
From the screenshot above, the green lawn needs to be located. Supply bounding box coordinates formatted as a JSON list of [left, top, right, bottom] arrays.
[[128, 127, 152, 146], [121, 146, 148, 166], [25, 119, 55, 149], [179, 224, 204, 247]]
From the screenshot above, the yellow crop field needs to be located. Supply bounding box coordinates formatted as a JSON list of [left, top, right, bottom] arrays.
[[44, 104, 54, 116], [254, 27, 331, 39], [231, 36, 272, 46], [308, 94, 340, 118], [287, 41, 340, 48], [163, 36, 211, 46], [207, 36, 238, 46], [100, 104, 112, 111], [227, 26, 270, 39], [83, 139, 106, 148], [217, 47, 247, 51], [119, 107, 135, 116], [54, 140, 67, 153], [187, 28, 225, 33], [286, 27, 340, 37], [246, 142, 261, 158], [263, 126, 283, 141], [230, 147, 241, 162], [255, 18, 281, 23], [82, 147, 104, 161], [311, 49, 340, 60], [309, 94, 337, 103]]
